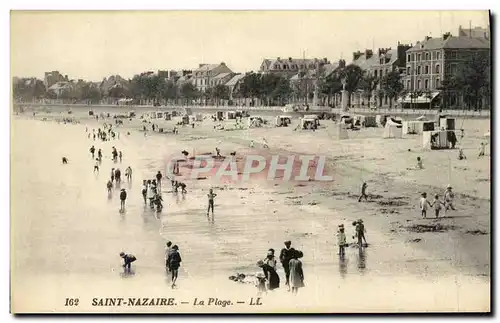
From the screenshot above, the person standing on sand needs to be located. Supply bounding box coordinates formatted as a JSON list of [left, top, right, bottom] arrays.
[[257, 260, 280, 291], [264, 249, 277, 271], [416, 157, 423, 169], [358, 182, 368, 202], [119, 188, 127, 212], [94, 159, 100, 173], [289, 250, 305, 295], [165, 241, 173, 272], [478, 142, 486, 158], [337, 224, 347, 257], [111, 168, 115, 182], [156, 171, 163, 188], [207, 189, 217, 218], [279, 240, 296, 290], [125, 166, 132, 181], [353, 220, 367, 247], [119, 151, 123, 163], [167, 245, 182, 288], [142, 181, 148, 205], [107, 180, 113, 194], [115, 168, 121, 183], [89, 145, 95, 159], [419, 192, 431, 218], [444, 185, 456, 211], [97, 149, 102, 161], [262, 137, 269, 149]]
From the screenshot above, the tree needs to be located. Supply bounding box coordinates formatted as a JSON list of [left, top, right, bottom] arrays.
[[360, 74, 378, 107], [338, 64, 364, 107], [212, 84, 230, 106], [164, 80, 178, 105], [13, 78, 46, 101], [80, 83, 102, 103], [319, 71, 343, 107], [380, 71, 404, 108], [453, 51, 490, 110], [238, 72, 261, 106], [180, 82, 198, 105], [271, 76, 293, 106]]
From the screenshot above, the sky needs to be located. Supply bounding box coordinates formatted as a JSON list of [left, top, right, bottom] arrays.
[[10, 10, 490, 82]]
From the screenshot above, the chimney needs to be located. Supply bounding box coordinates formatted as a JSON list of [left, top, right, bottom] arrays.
[[352, 51, 362, 61], [288, 57, 292, 61], [220, 62, 226, 66], [443, 32, 452, 40], [365, 49, 373, 59], [277, 57, 281, 61]]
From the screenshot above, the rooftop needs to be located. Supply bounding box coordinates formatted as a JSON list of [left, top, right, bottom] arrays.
[[407, 35, 490, 52]]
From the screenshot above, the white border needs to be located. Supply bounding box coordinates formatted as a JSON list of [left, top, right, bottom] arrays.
[[3, 1, 498, 323]]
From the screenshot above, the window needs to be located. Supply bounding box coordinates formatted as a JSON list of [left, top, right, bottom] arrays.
[[417, 80, 421, 89], [407, 66, 411, 74], [300, 64, 304, 69], [417, 66, 421, 75], [425, 65, 429, 74], [407, 80, 411, 89], [374, 70, 378, 78], [436, 51, 441, 60], [450, 51, 457, 59], [273, 64, 278, 69], [407, 54, 411, 62], [424, 79, 429, 89], [411, 54, 415, 62], [283, 65, 288, 70], [425, 52, 429, 60], [436, 78, 440, 88], [418, 54, 421, 61], [435, 64, 440, 73]]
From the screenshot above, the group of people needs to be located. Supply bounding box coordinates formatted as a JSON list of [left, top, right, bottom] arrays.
[[255, 241, 305, 295], [336, 220, 368, 258], [88, 125, 119, 142], [419, 185, 456, 218], [142, 178, 163, 212]]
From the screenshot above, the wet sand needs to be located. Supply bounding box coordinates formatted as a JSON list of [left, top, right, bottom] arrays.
[[11, 109, 490, 313]]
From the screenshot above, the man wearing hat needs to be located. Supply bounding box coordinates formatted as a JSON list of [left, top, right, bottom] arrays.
[[119, 188, 127, 212], [353, 220, 367, 248], [444, 185, 456, 211], [337, 224, 347, 257], [279, 241, 296, 289]]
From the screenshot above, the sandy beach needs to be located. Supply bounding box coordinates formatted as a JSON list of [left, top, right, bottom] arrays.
[[11, 107, 491, 313]]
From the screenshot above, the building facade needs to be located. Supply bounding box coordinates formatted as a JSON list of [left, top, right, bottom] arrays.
[[403, 31, 490, 108], [259, 57, 330, 77], [193, 62, 233, 92], [44, 71, 68, 89]]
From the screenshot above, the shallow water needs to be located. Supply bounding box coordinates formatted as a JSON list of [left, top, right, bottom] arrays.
[[11, 118, 490, 313]]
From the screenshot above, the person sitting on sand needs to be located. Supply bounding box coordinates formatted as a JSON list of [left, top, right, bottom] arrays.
[[458, 148, 466, 160], [419, 192, 431, 218], [62, 157, 68, 164], [416, 157, 423, 169]]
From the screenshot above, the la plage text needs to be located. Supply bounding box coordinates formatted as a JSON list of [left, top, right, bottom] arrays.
[[92, 298, 176, 306]]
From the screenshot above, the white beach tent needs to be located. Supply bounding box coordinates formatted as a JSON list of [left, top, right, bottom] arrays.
[[383, 118, 403, 138]]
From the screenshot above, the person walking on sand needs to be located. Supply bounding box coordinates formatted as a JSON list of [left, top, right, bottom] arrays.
[[125, 166, 132, 181], [419, 192, 431, 218], [289, 250, 305, 295], [458, 148, 467, 160], [89, 145, 95, 159], [115, 168, 121, 183], [111, 168, 115, 182], [119, 188, 127, 212], [207, 189, 217, 218], [167, 245, 182, 288], [279, 240, 296, 290], [444, 185, 456, 211], [94, 159, 100, 173], [257, 259, 280, 291], [478, 142, 486, 158], [337, 224, 347, 257], [107, 180, 113, 194], [119, 252, 137, 273], [358, 182, 368, 202], [431, 194, 445, 218], [353, 220, 367, 247], [119, 151, 123, 163], [97, 149, 102, 162]]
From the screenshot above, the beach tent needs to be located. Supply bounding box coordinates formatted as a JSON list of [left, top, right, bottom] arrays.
[[194, 113, 203, 121], [225, 111, 237, 120], [423, 130, 452, 149], [216, 111, 224, 120], [382, 118, 403, 138], [439, 117, 455, 130], [402, 120, 435, 135], [275, 115, 292, 127], [248, 116, 264, 128], [300, 117, 319, 130]]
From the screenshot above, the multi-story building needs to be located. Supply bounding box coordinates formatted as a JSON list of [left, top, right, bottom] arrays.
[[351, 42, 411, 107], [44, 71, 68, 89], [403, 31, 490, 108], [192, 62, 233, 92], [458, 25, 490, 39], [224, 73, 246, 103], [209, 72, 234, 88]]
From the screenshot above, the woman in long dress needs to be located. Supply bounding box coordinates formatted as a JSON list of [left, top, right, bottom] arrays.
[[289, 250, 305, 295], [257, 260, 280, 291]]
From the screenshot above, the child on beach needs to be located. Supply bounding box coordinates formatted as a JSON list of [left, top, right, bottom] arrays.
[[416, 157, 423, 169], [419, 192, 431, 218], [358, 182, 368, 202], [337, 224, 347, 257], [255, 272, 267, 296], [458, 148, 466, 160], [119, 252, 137, 273], [444, 185, 456, 211], [430, 194, 445, 218], [94, 159, 100, 173]]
